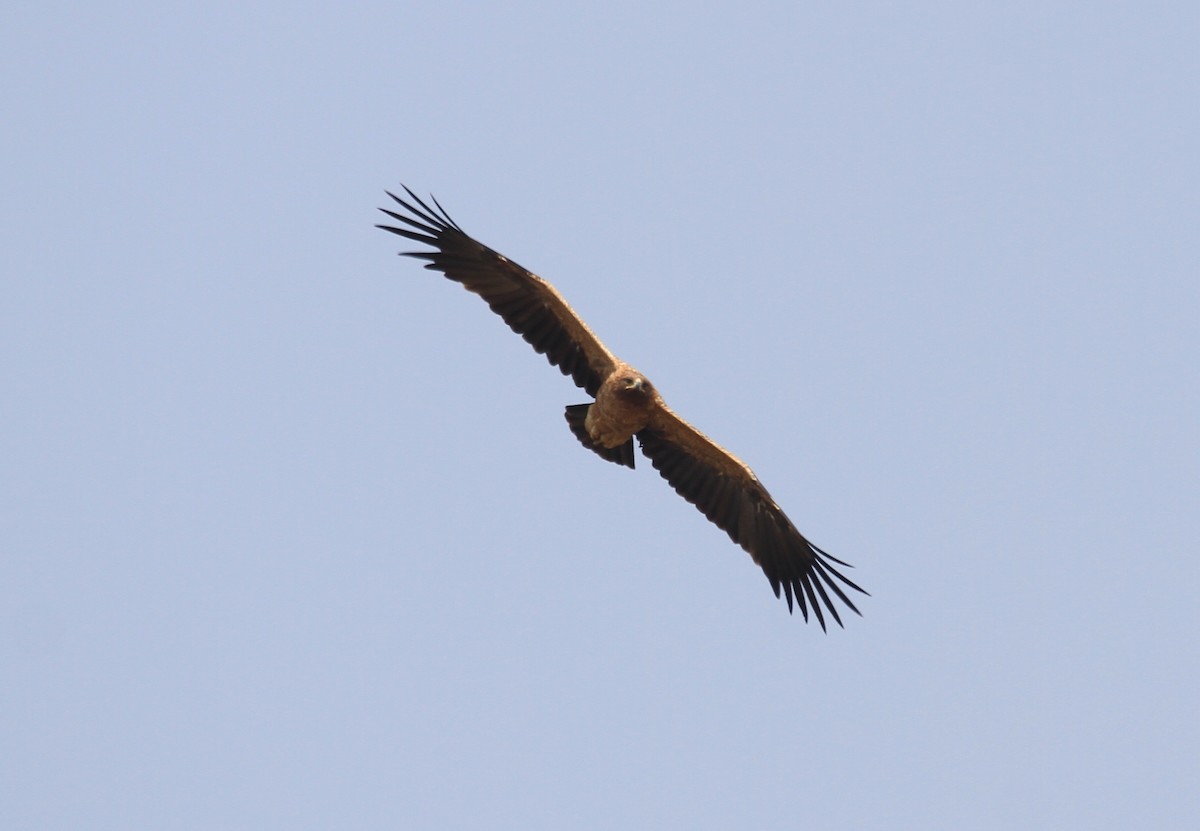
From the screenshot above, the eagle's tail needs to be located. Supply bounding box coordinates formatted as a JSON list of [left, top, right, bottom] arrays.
[[564, 404, 636, 469]]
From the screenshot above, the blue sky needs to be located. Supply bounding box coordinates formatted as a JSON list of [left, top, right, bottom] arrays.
[[3, 2, 1197, 828]]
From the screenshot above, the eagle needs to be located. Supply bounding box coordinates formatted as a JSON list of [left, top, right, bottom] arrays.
[[378, 187, 867, 628]]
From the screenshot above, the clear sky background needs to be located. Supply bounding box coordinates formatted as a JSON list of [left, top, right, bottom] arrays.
[[3, 3, 1197, 828]]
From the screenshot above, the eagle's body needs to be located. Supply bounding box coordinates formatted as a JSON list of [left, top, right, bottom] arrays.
[[378, 187, 867, 628], [587, 367, 653, 448]]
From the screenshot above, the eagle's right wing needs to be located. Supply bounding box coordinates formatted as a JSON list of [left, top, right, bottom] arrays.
[[378, 187, 618, 397]]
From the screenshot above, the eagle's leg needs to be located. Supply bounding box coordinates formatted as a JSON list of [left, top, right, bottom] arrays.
[[563, 404, 635, 468]]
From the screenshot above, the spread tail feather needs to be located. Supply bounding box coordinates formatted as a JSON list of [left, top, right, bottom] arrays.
[[564, 404, 635, 469]]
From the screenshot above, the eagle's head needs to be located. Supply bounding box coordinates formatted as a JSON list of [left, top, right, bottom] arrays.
[[616, 372, 654, 401]]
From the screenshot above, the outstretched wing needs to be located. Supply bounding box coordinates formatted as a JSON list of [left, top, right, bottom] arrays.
[[638, 405, 867, 630], [378, 187, 618, 397]]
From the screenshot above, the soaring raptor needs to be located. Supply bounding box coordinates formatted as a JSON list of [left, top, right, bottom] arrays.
[[378, 187, 867, 628]]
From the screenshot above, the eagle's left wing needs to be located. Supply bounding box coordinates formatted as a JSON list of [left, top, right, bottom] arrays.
[[638, 405, 866, 629]]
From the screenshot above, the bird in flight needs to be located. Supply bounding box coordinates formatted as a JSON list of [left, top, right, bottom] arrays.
[[378, 187, 866, 628]]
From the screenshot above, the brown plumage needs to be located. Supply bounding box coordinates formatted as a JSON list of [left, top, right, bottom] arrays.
[[378, 187, 867, 628]]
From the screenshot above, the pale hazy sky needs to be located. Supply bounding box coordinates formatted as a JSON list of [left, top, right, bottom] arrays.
[[3, 3, 1197, 828]]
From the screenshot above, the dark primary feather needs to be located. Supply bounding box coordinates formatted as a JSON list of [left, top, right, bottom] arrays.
[[637, 428, 866, 630], [377, 187, 610, 397]]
